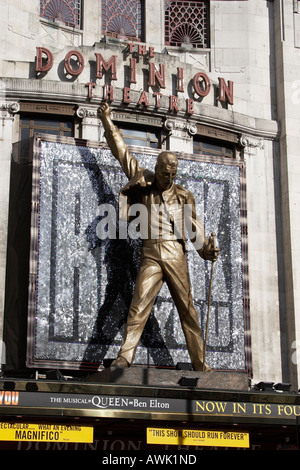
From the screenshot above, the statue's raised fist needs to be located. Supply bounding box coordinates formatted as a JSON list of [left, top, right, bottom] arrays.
[[98, 102, 111, 120]]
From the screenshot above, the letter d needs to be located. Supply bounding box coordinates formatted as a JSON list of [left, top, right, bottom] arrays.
[[36, 47, 53, 73]]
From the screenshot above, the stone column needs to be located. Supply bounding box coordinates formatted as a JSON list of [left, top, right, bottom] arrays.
[[240, 133, 282, 385], [0, 100, 19, 370], [77, 106, 100, 142], [144, 0, 164, 50], [273, 0, 300, 389]]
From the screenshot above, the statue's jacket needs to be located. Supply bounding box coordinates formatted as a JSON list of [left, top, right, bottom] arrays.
[[104, 120, 208, 258]]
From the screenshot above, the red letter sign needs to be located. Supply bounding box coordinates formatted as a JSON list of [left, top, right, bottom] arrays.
[[36, 47, 53, 73], [219, 78, 234, 105], [193, 72, 211, 97], [95, 54, 117, 80], [64, 50, 85, 76]]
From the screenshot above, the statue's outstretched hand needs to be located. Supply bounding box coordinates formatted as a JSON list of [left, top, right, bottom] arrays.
[[203, 233, 220, 262]]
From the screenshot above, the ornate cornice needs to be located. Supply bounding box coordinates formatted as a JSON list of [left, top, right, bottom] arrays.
[[1, 78, 280, 141]]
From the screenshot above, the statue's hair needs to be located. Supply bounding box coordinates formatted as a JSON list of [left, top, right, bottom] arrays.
[[156, 151, 178, 168]]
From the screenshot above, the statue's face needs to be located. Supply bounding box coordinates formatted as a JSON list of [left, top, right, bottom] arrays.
[[155, 152, 178, 191]]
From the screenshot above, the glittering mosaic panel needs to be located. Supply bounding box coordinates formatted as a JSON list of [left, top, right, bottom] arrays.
[[27, 137, 248, 371]]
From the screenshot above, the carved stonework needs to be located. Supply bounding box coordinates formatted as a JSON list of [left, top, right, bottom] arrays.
[[77, 106, 100, 141], [239, 133, 264, 155], [76, 107, 98, 119], [0, 101, 20, 117], [164, 118, 197, 137]]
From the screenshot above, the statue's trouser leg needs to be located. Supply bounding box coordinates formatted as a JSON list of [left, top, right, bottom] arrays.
[[118, 241, 207, 371], [118, 256, 164, 364]]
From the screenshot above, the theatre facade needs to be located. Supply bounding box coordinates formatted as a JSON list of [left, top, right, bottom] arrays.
[[0, 0, 300, 451]]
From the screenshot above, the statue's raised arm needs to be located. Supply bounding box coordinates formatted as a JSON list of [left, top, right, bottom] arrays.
[[98, 103, 141, 180]]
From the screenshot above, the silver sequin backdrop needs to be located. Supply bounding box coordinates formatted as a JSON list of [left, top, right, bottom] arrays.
[[26, 135, 250, 372]]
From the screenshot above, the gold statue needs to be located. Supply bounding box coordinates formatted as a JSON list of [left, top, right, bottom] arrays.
[[98, 103, 219, 371]]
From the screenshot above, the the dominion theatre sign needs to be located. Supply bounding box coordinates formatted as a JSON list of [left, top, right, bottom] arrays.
[[35, 44, 234, 109]]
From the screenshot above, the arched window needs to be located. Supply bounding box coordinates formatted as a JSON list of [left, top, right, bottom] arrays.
[[165, 1, 209, 49], [40, 0, 81, 28], [102, 0, 144, 42]]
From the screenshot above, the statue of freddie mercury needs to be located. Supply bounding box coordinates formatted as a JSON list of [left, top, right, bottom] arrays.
[[98, 103, 219, 371]]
